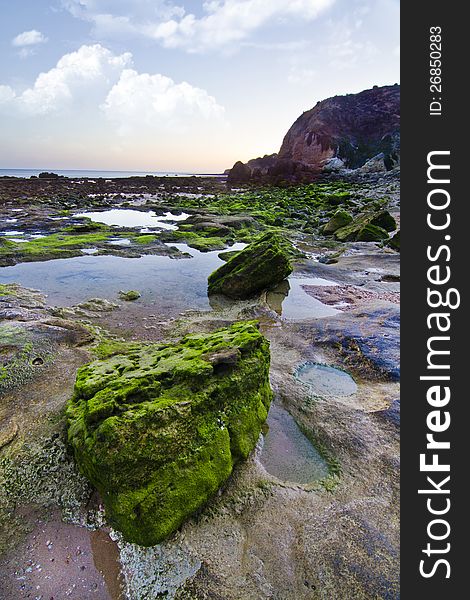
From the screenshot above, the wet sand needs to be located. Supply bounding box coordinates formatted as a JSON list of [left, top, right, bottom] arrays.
[[0, 509, 122, 599]]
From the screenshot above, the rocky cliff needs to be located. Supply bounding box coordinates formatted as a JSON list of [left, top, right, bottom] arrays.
[[228, 84, 400, 183]]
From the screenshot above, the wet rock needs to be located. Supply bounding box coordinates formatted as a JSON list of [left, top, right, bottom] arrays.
[[190, 222, 232, 236], [387, 230, 400, 252], [208, 233, 292, 299], [218, 250, 241, 262], [38, 172, 60, 179], [50, 298, 119, 320], [0, 421, 18, 449], [217, 215, 256, 230], [302, 306, 400, 381], [66, 321, 273, 546], [0, 286, 96, 394], [334, 211, 393, 242], [369, 210, 397, 232], [119, 290, 141, 302], [355, 224, 389, 242], [376, 398, 400, 428], [322, 209, 353, 234]]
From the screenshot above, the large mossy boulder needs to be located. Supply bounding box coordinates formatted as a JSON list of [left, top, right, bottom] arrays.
[[66, 321, 272, 546], [208, 233, 292, 299]]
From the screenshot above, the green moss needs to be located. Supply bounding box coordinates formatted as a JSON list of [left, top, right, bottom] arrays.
[[335, 212, 391, 242], [0, 231, 110, 263], [163, 230, 229, 252], [93, 339, 141, 360], [218, 250, 241, 262], [0, 284, 16, 297], [369, 210, 397, 232], [322, 209, 353, 234], [134, 234, 158, 244], [164, 182, 356, 232], [119, 290, 141, 301], [208, 232, 292, 299], [66, 321, 273, 546], [64, 221, 107, 233], [355, 223, 389, 242]]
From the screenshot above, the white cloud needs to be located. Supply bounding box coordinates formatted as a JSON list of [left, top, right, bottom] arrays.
[[101, 69, 225, 134], [325, 16, 377, 70], [0, 43, 224, 134], [12, 29, 48, 47], [62, 0, 335, 52], [288, 65, 317, 86], [0, 44, 132, 116], [0, 85, 16, 105]]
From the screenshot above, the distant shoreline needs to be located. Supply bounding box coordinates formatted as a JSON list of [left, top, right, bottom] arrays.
[[0, 168, 225, 180]]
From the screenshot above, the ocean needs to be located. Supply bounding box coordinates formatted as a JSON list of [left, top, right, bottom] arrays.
[[0, 168, 224, 179]]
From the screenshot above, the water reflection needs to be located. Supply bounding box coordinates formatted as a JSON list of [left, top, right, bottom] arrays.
[[266, 277, 341, 320], [260, 403, 329, 483], [0, 244, 243, 311], [75, 209, 190, 230]]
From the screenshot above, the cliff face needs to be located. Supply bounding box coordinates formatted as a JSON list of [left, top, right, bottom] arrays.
[[228, 84, 400, 183]]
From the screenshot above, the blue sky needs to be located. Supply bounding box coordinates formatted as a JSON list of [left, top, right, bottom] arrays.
[[0, 0, 399, 172]]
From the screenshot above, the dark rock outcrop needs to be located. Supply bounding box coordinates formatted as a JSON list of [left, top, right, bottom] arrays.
[[226, 161, 251, 184], [67, 321, 272, 546], [227, 84, 400, 183], [208, 233, 292, 299]]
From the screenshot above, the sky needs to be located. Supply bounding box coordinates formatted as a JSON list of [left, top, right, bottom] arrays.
[[0, 0, 399, 173]]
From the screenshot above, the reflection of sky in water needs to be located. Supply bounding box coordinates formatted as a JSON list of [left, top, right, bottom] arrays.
[[74, 209, 189, 230], [260, 403, 328, 483], [0, 243, 246, 311], [266, 276, 340, 320], [296, 363, 357, 397]]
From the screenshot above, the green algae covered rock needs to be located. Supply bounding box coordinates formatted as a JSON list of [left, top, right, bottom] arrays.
[[355, 223, 389, 242], [334, 210, 394, 242], [66, 321, 272, 546], [119, 290, 141, 301], [322, 209, 353, 234], [207, 233, 292, 299], [370, 210, 397, 232]]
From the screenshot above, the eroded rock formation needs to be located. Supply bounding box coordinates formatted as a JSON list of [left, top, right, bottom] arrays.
[[227, 84, 400, 183]]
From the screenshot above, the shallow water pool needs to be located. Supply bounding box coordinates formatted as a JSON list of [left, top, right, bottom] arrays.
[[266, 276, 340, 320], [0, 243, 245, 313], [260, 403, 329, 484], [295, 363, 357, 397], [75, 209, 189, 230]]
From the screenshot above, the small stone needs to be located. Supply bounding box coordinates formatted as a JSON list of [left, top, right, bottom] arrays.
[[118, 290, 141, 301]]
